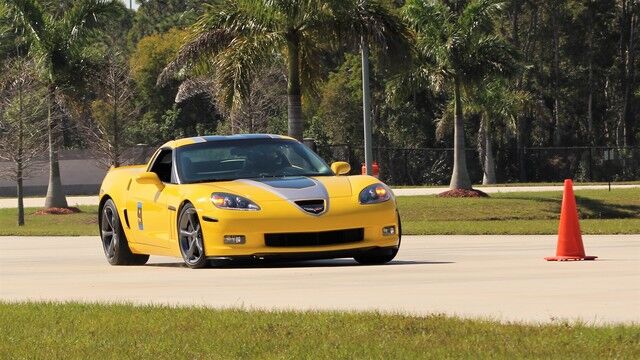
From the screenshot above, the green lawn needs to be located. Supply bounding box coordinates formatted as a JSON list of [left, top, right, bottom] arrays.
[[1, 188, 639, 236], [393, 181, 640, 188], [398, 188, 640, 234], [1, 302, 638, 359], [0, 205, 98, 236]]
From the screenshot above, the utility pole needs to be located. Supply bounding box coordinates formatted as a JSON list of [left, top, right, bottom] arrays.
[[361, 37, 373, 175]]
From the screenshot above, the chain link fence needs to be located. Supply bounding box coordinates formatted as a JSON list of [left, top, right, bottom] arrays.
[[316, 145, 640, 186]]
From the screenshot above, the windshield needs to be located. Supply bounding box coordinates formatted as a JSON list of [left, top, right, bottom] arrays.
[[176, 138, 333, 183]]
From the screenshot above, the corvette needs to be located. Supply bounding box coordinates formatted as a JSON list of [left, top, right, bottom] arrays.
[[98, 134, 401, 268]]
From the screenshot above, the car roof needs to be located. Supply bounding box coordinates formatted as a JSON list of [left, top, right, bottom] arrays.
[[161, 134, 296, 149]]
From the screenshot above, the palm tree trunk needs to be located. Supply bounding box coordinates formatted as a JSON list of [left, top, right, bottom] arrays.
[[449, 76, 472, 190], [286, 35, 303, 141], [516, 114, 527, 181], [44, 85, 68, 208], [481, 118, 496, 185]]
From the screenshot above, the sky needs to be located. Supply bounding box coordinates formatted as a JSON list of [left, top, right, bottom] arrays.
[[119, 0, 139, 10]]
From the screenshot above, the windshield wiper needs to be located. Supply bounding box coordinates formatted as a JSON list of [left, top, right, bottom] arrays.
[[187, 178, 236, 184]]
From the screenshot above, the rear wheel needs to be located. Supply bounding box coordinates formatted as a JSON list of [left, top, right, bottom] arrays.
[[354, 212, 401, 265], [100, 199, 149, 266], [178, 203, 208, 269]]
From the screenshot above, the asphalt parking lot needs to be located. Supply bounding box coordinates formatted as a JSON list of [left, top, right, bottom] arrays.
[[1, 235, 638, 324]]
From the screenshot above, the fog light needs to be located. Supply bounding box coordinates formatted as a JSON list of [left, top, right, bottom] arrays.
[[224, 235, 246, 244], [382, 226, 396, 236]]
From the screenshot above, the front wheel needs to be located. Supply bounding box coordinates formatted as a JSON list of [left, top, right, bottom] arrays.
[[354, 212, 401, 265], [353, 247, 399, 265], [99, 199, 149, 266], [178, 203, 208, 269]]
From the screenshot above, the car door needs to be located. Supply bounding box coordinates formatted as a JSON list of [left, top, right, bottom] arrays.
[[127, 148, 174, 248]]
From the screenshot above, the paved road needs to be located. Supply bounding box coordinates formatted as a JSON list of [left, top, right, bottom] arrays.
[[1, 235, 638, 324], [1, 184, 638, 208]]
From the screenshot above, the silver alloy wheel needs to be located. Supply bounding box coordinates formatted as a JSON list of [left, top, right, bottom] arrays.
[[179, 208, 204, 266], [101, 205, 117, 259]]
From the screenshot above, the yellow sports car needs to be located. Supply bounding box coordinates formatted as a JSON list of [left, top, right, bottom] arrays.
[[98, 134, 401, 268]]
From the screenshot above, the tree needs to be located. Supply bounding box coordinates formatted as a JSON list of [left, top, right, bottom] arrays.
[[81, 52, 137, 168], [403, 0, 518, 189], [130, 28, 219, 144], [470, 80, 530, 184], [127, 0, 202, 44], [0, 59, 47, 225], [4, 0, 125, 208], [159, 0, 408, 140]]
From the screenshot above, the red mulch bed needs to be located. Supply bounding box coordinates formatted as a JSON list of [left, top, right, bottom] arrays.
[[33, 207, 82, 215], [437, 189, 490, 198]]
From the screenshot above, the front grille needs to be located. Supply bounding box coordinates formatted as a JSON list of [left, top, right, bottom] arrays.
[[294, 199, 325, 215], [264, 228, 364, 247]]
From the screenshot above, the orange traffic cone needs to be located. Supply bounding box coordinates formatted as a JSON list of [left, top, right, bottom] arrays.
[[545, 179, 597, 261]]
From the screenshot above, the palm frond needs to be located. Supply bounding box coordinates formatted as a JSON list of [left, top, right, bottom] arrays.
[[214, 32, 282, 109], [198, 0, 279, 35], [462, 35, 519, 80], [3, 0, 48, 48], [157, 29, 234, 86], [61, 0, 124, 45], [458, 0, 504, 37]]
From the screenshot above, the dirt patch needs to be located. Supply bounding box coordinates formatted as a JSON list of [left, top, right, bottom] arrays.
[[33, 207, 82, 215], [437, 189, 490, 198]]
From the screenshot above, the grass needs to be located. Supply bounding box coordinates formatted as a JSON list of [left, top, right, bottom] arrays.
[[398, 188, 640, 235], [393, 180, 640, 188], [1, 189, 639, 236], [1, 302, 638, 359], [0, 205, 98, 236]]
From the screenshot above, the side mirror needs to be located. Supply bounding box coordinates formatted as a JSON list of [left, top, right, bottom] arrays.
[[331, 161, 351, 176], [136, 172, 164, 189]]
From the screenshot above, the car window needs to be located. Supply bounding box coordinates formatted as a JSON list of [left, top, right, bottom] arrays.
[[149, 149, 173, 183]]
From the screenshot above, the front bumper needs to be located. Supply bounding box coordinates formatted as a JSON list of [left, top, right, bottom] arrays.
[[207, 246, 398, 262], [198, 199, 399, 257]]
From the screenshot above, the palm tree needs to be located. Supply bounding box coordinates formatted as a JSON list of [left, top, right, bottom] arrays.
[[469, 80, 529, 184], [4, 0, 123, 208], [403, 0, 518, 190], [159, 0, 408, 141]]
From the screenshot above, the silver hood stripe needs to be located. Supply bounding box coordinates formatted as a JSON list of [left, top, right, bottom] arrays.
[[237, 177, 330, 216]]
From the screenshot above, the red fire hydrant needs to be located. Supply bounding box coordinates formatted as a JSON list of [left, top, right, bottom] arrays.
[[361, 161, 380, 178]]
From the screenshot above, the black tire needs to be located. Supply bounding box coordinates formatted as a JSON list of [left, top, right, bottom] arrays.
[[178, 203, 208, 269], [354, 212, 402, 265], [99, 199, 149, 266]]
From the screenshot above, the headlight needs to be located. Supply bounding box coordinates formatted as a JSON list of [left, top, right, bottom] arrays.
[[211, 192, 260, 210], [359, 184, 391, 204]]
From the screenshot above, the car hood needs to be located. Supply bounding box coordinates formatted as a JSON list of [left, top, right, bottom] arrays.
[[202, 176, 352, 202]]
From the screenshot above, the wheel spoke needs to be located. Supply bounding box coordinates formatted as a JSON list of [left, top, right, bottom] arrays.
[[101, 212, 111, 231], [107, 236, 116, 256], [101, 230, 113, 238], [194, 237, 204, 255], [179, 229, 193, 237], [105, 210, 114, 229], [189, 211, 198, 228], [186, 238, 196, 258]]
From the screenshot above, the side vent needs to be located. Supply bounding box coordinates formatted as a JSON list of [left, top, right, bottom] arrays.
[[126, 178, 132, 191], [123, 209, 130, 229]]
